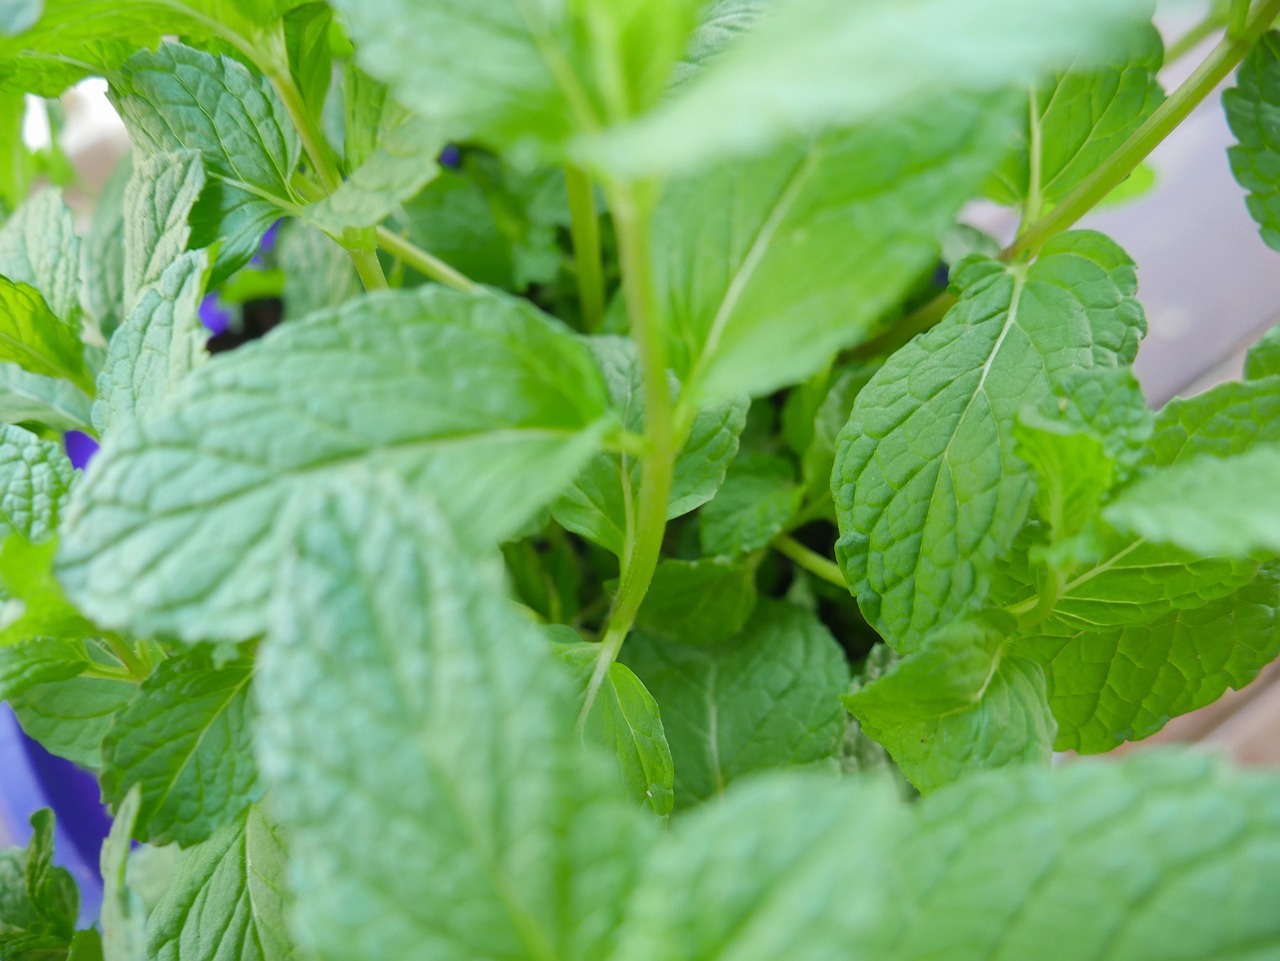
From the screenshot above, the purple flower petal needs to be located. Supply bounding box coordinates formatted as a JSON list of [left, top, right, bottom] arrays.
[[63, 431, 99, 470], [438, 144, 462, 169], [259, 219, 282, 254], [199, 294, 233, 335]]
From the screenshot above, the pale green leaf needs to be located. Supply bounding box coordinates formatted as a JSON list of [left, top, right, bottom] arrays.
[[670, 0, 771, 87], [101, 651, 258, 846], [0, 424, 73, 543], [148, 806, 293, 961], [1014, 411, 1114, 543], [99, 787, 144, 961], [81, 152, 131, 339], [0, 1, 42, 35], [0, 278, 94, 393], [634, 557, 757, 646], [835, 231, 1145, 651], [588, 0, 1157, 174], [93, 250, 210, 436], [0, 537, 96, 646], [623, 600, 848, 808], [1225, 31, 1280, 251], [989, 25, 1164, 208], [255, 474, 653, 961], [278, 223, 360, 321], [559, 643, 675, 816], [552, 336, 747, 556], [0, 187, 80, 321], [699, 453, 800, 556], [57, 287, 610, 643], [844, 613, 1054, 792], [9, 674, 134, 770], [1106, 443, 1280, 556], [652, 94, 1015, 401], [0, 363, 91, 432], [123, 150, 205, 311]]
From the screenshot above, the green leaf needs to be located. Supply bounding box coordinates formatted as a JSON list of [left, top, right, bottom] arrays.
[[588, 0, 1157, 174], [278, 223, 360, 321], [611, 774, 897, 961], [305, 115, 445, 232], [699, 453, 800, 557], [0, 424, 74, 543], [0, 364, 91, 433], [0, 187, 81, 322], [1105, 443, 1280, 556], [328, 0, 699, 153], [558, 643, 675, 817], [1143, 374, 1280, 466], [9, 674, 135, 770], [101, 651, 259, 846], [1040, 365, 1152, 471], [57, 287, 611, 643], [670, 0, 771, 88], [80, 153, 131, 339], [844, 613, 1054, 792], [798, 363, 877, 505], [1225, 31, 1280, 251], [0, 639, 87, 702], [0, 1, 42, 36], [651, 95, 1015, 401], [988, 24, 1164, 208], [283, 2, 332, 119], [1016, 564, 1280, 752], [255, 473, 653, 961], [0, 537, 96, 647], [623, 600, 849, 809], [123, 150, 205, 311], [110, 43, 300, 283], [1013, 411, 1114, 544], [634, 557, 757, 646], [1246, 322, 1280, 380], [67, 929, 105, 961], [93, 250, 211, 437], [99, 787, 144, 961], [148, 806, 293, 961], [552, 336, 747, 556], [0, 278, 94, 393], [0, 810, 78, 958], [835, 231, 1145, 650]]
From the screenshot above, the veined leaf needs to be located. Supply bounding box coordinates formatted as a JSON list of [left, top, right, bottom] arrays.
[[9, 674, 134, 770], [278, 223, 360, 322], [0, 639, 88, 702], [57, 287, 611, 644], [670, 0, 771, 88], [835, 231, 1145, 651], [1225, 31, 1280, 251], [0, 423, 74, 543], [0, 187, 81, 321], [699, 453, 799, 556], [0, 363, 92, 432], [255, 474, 653, 961], [1143, 373, 1280, 466], [633, 557, 757, 646], [0, 809, 79, 958], [123, 149, 205, 311], [81, 152, 131, 339], [0, 278, 93, 393]]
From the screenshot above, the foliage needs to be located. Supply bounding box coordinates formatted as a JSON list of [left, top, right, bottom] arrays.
[[1, 0, 1280, 958]]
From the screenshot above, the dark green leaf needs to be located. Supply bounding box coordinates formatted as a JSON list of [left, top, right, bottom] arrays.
[[699, 453, 800, 556], [1225, 31, 1280, 251], [0, 810, 78, 958], [9, 675, 135, 770], [634, 557, 757, 646]]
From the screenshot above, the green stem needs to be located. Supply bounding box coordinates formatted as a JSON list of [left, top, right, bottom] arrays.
[[103, 633, 147, 679], [1166, 11, 1223, 63], [565, 165, 606, 331], [1008, 0, 1280, 259], [580, 181, 675, 728], [1229, 0, 1252, 39], [773, 535, 846, 589], [375, 227, 478, 293], [81, 662, 138, 683]]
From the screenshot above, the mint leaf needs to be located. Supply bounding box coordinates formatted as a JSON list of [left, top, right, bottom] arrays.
[[306, 115, 445, 232], [1246, 322, 1280, 380], [558, 643, 675, 817], [1043, 365, 1153, 471], [552, 337, 747, 557], [0, 187, 81, 322], [1016, 565, 1280, 752], [102, 651, 259, 846], [1106, 443, 1280, 556], [57, 287, 610, 643], [0, 639, 87, 702], [148, 806, 293, 961], [278, 223, 360, 322], [81, 153, 131, 339], [93, 251, 211, 436], [123, 150, 205, 310], [111, 43, 301, 282], [989, 24, 1164, 208], [699, 453, 800, 556], [0, 364, 92, 433], [634, 557, 758, 646], [0, 537, 96, 646], [1143, 374, 1280, 465], [99, 788, 145, 961], [10, 675, 135, 770], [589, 0, 1157, 174], [623, 600, 849, 808], [0, 424, 74, 543], [1014, 411, 1114, 544], [0, 278, 94, 394], [670, 0, 770, 87], [798, 363, 877, 506], [844, 613, 1054, 792], [283, 1, 332, 119], [0, 809, 78, 958], [255, 474, 652, 961], [835, 231, 1145, 650], [1225, 31, 1280, 251], [652, 95, 1014, 401]]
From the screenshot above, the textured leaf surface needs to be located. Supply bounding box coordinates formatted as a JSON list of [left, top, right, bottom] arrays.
[[0, 809, 78, 957], [1143, 374, 1280, 466], [1225, 31, 1280, 251], [652, 95, 1013, 400], [1013, 412, 1113, 543], [80, 137, 131, 338], [623, 600, 848, 808], [559, 643, 675, 816], [0, 187, 81, 321], [590, 0, 1156, 173], [123, 150, 204, 310], [0, 363, 92, 432], [255, 476, 652, 961], [57, 287, 610, 643], [0, 279, 93, 393], [845, 614, 1054, 792], [110, 43, 300, 281], [552, 337, 746, 556], [699, 453, 799, 556], [148, 806, 293, 961], [989, 25, 1164, 207], [835, 231, 1145, 650], [633, 557, 757, 646], [1245, 322, 1280, 380], [10, 675, 134, 770], [102, 652, 258, 846], [0, 639, 86, 702], [0, 424, 73, 542], [670, 0, 770, 87]]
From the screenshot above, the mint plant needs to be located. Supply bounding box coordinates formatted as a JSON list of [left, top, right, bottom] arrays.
[[2, 0, 1280, 957]]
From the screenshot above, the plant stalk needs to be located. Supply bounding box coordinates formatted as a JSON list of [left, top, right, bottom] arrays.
[[104, 633, 147, 679], [375, 227, 478, 293], [565, 164, 606, 331], [774, 535, 846, 589]]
